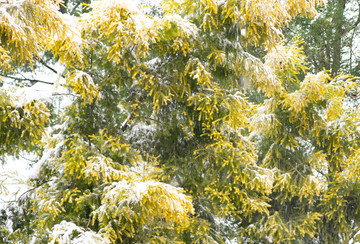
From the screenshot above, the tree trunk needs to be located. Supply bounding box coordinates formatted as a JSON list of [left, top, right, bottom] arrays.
[[331, 0, 346, 77]]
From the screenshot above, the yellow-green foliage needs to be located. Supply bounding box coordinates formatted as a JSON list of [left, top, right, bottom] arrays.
[[93, 180, 194, 242], [0, 0, 85, 158], [0, 90, 49, 157], [250, 38, 360, 242], [66, 70, 100, 105], [6, 0, 360, 243], [32, 131, 194, 242], [0, 0, 83, 70]]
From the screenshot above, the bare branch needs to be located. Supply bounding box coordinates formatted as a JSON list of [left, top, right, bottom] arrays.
[[0, 74, 54, 85], [34, 57, 65, 78]]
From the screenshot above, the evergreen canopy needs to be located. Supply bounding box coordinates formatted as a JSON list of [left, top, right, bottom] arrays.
[[2, 0, 360, 243]]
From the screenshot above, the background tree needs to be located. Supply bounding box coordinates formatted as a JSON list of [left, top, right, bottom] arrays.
[[285, 0, 360, 77]]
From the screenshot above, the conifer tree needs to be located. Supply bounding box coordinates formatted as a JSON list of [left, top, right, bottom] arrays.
[[5, 0, 360, 243]]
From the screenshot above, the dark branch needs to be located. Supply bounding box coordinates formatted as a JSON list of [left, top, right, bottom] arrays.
[[34, 57, 65, 78], [52, 93, 75, 96], [0, 74, 54, 85]]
